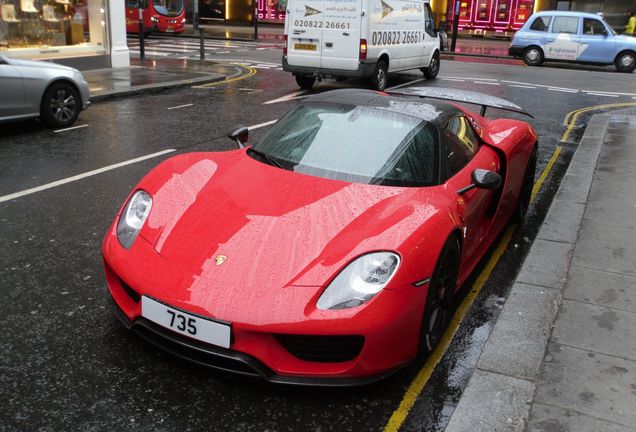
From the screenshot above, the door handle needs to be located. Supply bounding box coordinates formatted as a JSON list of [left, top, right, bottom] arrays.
[[343, 32, 350, 36], [325, 42, 333, 48]]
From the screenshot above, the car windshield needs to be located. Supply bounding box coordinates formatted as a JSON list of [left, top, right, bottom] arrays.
[[251, 103, 439, 187], [153, 0, 183, 16]]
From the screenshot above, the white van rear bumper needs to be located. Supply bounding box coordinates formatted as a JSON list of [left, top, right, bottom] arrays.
[[282, 57, 377, 78]]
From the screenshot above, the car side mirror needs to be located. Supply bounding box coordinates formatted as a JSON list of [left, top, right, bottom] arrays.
[[228, 125, 248, 148], [457, 169, 502, 194]]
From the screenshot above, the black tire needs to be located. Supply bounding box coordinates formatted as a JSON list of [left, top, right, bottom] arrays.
[[422, 52, 440, 79], [615, 52, 636, 73], [419, 235, 460, 357], [523, 46, 544, 66], [295, 74, 316, 90], [512, 145, 537, 222], [371, 60, 388, 91], [40, 82, 81, 128]]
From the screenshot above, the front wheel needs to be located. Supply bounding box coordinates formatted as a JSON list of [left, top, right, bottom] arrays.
[[40, 82, 81, 128], [371, 60, 388, 91], [295, 74, 316, 90], [419, 236, 460, 357], [615, 52, 636, 73], [523, 46, 544, 66], [422, 53, 440, 79]]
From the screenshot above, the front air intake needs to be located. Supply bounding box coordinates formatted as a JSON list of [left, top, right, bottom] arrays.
[[274, 334, 364, 363]]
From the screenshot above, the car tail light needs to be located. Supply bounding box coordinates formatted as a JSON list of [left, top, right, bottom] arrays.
[[359, 39, 367, 60], [283, 34, 288, 56]]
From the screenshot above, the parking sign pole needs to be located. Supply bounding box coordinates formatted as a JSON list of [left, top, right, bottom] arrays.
[[138, 4, 145, 59]]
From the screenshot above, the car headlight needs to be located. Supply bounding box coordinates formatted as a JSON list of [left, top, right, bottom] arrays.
[[316, 252, 400, 310], [116, 190, 152, 249], [151, 16, 159, 23]]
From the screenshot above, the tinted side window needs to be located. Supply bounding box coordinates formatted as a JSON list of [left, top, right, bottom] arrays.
[[390, 125, 439, 186], [582, 18, 606, 35], [443, 116, 479, 178], [424, 4, 436, 37], [552, 16, 579, 34], [530, 16, 552, 31]]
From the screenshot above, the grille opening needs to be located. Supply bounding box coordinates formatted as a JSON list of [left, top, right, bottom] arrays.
[[274, 334, 365, 363], [119, 278, 141, 303]]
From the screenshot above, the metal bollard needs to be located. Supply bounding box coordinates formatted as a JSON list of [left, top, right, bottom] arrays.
[[200, 29, 205, 60]]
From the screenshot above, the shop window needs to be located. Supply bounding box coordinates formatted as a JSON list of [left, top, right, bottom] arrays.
[[552, 16, 579, 33], [529, 15, 551, 31], [0, 0, 107, 59]]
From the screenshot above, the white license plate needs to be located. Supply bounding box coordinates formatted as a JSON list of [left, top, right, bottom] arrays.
[[141, 296, 231, 348]]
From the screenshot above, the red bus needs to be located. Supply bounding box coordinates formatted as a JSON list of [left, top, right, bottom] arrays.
[[126, 0, 186, 35]]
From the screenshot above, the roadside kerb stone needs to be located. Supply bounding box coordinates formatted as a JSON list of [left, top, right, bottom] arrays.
[[444, 114, 610, 431]]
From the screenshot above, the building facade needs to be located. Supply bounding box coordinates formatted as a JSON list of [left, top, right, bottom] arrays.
[[0, 0, 129, 68]]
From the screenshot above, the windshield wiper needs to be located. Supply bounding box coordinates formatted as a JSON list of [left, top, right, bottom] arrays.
[[247, 148, 282, 168]]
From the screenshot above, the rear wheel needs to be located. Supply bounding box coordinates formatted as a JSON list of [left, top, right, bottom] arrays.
[[422, 52, 440, 79], [371, 60, 388, 91], [512, 145, 537, 222], [419, 236, 460, 357], [615, 52, 636, 73], [523, 46, 544, 66], [295, 74, 316, 90], [40, 82, 81, 128]]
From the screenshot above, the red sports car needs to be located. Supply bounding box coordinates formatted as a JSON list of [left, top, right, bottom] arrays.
[[103, 88, 537, 385]]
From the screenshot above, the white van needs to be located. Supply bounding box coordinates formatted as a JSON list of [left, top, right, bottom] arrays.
[[282, 0, 441, 90]]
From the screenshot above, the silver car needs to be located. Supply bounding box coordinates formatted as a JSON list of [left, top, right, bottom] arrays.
[[0, 54, 90, 128]]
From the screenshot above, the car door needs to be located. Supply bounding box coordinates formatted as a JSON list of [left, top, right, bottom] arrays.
[[577, 17, 615, 64], [0, 57, 26, 119], [442, 115, 500, 268], [544, 15, 581, 61], [287, 0, 324, 68], [321, 0, 362, 70]]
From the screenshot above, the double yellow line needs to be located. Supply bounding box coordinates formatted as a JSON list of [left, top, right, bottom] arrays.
[[192, 64, 257, 88], [384, 101, 636, 432]]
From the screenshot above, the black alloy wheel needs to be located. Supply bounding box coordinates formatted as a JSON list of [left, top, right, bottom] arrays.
[[295, 74, 316, 90], [40, 82, 81, 128], [512, 145, 537, 222], [523, 46, 544, 66], [419, 236, 460, 357], [372, 60, 388, 91], [422, 53, 440, 79]]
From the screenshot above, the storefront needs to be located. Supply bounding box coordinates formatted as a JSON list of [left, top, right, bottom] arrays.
[[0, 0, 129, 69], [188, 0, 286, 24]]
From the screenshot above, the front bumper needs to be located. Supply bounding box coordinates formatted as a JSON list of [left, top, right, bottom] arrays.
[[509, 45, 525, 58], [102, 232, 428, 385], [282, 57, 377, 79]]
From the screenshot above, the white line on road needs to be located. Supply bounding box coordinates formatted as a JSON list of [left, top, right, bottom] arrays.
[[473, 81, 500, 85], [0, 149, 176, 204], [167, 103, 194, 110], [582, 90, 636, 97], [263, 90, 307, 105], [509, 84, 537, 89], [548, 88, 578, 93], [386, 78, 426, 90], [54, 124, 89, 133], [501, 80, 578, 92], [248, 120, 278, 130], [586, 92, 620, 98], [442, 76, 498, 81], [439, 78, 465, 82]]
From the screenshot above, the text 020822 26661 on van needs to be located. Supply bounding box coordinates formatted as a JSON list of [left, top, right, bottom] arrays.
[[282, 0, 442, 90], [509, 11, 636, 73]]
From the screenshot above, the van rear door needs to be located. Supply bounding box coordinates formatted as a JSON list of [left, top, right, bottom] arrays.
[[321, 0, 362, 70], [287, 0, 325, 68]]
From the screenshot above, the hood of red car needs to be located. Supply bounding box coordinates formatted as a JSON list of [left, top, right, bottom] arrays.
[[139, 150, 440, 290]]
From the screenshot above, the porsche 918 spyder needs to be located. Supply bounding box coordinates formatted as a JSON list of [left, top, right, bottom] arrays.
[[103, 88, 537, 385]]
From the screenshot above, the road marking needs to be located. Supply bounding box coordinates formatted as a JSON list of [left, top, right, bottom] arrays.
[[473, 81, 500, 85], [128, 50, 170, 57], [585, 92, 619, 98], [248, 119, 277, 130], [167, 103, 194, 110], [501, 80, 578, 92], [548, 88, 578, 93], [387, 78, 426, 90], [53, 124, 89, 133], [263, 90, 307, 105], [532, 146, 561, 202], [192, 65, 256, 88], [509, 84, 536, 89], [439, 78, 465, 82], [562, 102, 636, 141], [0, 149, 176, 204], [442, 76, 498, 81], [581, 90, 636, 97]]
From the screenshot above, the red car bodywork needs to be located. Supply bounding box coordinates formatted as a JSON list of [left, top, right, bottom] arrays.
[[103, 96, 537, 385]]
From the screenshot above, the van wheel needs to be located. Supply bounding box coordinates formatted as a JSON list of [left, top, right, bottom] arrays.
[[615, 52, 636, 73], [422, 53, 440, 79], [523, 46, 544, 66], [295, 75, 316, 90], [371, 61, 388, 91]]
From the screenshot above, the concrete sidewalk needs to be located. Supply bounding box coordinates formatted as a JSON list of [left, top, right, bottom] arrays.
[[446, 112, 636, 431], [83, 58, 236, 101]]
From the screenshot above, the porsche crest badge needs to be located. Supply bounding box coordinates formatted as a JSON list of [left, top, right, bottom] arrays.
[[215, 255, 228, 265]]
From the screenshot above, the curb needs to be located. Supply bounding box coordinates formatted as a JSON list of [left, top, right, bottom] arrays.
[[444, 113, 611, 432], [90, 74, 226, 102]]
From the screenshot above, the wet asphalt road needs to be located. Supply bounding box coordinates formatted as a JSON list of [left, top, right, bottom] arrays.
[[1, 54, 635, 432]]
